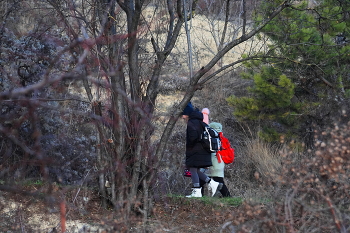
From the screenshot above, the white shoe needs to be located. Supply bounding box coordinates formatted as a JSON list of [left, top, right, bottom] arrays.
[[208, 180, 223, 197], [186, 187, 202, 198]]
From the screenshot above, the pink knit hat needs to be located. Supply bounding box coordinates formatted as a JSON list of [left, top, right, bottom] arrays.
[[201, 108, 210, 124]]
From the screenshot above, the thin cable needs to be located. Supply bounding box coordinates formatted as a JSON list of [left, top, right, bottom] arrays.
[[183, 0, 193, 82]]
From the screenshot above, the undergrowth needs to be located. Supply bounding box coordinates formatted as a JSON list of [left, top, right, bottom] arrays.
[[225, 109, 350, 232]]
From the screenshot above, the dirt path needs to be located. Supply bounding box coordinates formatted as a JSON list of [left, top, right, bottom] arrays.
[[1, 190, 238, 233]]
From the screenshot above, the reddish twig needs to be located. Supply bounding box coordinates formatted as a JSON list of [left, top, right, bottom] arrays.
[[60, 201, 66, 233]]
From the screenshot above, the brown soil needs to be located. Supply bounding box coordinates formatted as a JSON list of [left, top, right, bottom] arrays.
[[0, 185, 238, 233]]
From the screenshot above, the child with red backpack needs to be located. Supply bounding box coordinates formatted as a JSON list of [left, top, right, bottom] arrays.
[[205, 121, 233, 197], [199, 108, 234, 197]]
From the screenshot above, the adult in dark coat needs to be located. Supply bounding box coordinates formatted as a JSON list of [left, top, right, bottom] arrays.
[[182, 102, 222, 197], [185, 109, 212, 168]]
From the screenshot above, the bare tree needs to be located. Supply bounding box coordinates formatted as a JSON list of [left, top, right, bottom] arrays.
[[0, 0, 294, 225]]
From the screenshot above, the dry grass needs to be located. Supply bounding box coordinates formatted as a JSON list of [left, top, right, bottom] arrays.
[[244, 137, 282, 180], [223, 110, 350, 232]]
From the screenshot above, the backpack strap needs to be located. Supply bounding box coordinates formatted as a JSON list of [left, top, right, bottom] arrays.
[[216, 132, 224, 163]]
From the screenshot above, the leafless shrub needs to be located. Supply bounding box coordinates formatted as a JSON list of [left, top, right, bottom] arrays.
[[153, 119, 192, 198], [227, 107, 350, 232], [0, 0, 320, 231], [158, 75, 190, 94]]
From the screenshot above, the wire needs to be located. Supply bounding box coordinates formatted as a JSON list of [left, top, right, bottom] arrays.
[[183, 0, 193, 82]]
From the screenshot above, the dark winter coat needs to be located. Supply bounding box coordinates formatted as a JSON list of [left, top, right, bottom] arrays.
[[185, 110, 212, 168]]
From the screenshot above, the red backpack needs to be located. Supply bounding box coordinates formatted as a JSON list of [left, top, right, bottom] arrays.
[[216, 132, 235, 164]]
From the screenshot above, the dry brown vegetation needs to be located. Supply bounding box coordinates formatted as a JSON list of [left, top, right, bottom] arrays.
[[2, 110, 350, 232], [227, 109, 350, 233], [1, 1, 350, 232], [1, 108, 350, 232], [2, 69, 350, 233]]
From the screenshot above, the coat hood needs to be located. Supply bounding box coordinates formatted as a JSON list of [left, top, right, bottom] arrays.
[[189, 109, 203, 121]]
